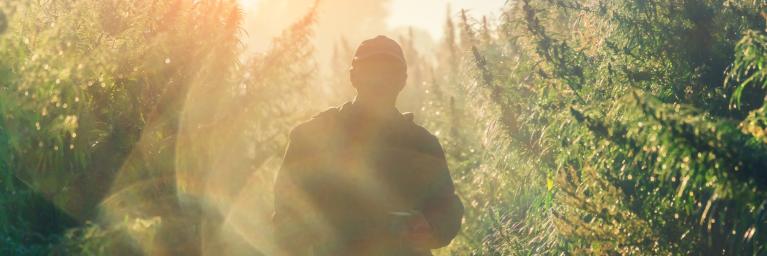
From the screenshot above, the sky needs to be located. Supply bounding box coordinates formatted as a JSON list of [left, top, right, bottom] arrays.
[[238, 0, 508, 53], [386, 0, 507, 40]]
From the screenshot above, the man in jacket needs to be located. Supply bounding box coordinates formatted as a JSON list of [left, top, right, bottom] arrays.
[[273, 35, 464, 256]]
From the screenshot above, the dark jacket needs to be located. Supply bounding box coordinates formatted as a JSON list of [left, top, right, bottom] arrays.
[[272, 101, 464, 256]]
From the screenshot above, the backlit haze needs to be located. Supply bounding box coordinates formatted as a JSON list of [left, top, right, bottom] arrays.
[[238, 0, 506, 66]]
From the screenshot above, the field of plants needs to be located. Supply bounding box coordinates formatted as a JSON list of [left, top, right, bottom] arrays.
[[3, 0, 767, 255]]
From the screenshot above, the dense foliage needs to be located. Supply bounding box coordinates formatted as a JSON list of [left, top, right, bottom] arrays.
[[0, 0, 243, 254], [4, 0, 767, 255], [423, 0, 767, 255]]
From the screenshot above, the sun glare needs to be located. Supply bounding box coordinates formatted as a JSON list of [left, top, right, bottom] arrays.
[[7, 0, 767, 255], [386, 0, 507, 40]]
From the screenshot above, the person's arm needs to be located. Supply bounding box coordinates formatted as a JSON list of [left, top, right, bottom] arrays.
[[414, 135, 465, 249], [272, 128, 313, 256]]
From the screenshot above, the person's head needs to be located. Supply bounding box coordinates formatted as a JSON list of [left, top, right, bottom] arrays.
[[350, 35, 408, 103]]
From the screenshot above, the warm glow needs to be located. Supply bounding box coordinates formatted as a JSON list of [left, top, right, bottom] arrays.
[[387, 0, 507, 40], [239, 0, 505, 64], [10, 0, 761, 255]]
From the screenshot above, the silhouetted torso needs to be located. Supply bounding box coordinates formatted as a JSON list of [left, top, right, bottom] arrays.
[[273, 101, 463, 256]]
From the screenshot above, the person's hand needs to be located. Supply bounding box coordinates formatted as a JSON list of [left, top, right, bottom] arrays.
[[405, 212, 437, 249]]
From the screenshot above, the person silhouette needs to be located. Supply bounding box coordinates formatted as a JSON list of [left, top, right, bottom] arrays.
[[272, 35, 464, 256]]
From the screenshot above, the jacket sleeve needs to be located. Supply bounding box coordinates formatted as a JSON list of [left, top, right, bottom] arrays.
[[420, 135, 464, 248], [272, 128, 314, 256]]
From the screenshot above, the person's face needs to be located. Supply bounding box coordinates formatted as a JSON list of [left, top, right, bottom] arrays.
[[350, 55, 407, 98]]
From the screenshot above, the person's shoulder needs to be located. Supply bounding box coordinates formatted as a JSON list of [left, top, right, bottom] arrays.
[[399, 115, 445, 157], [289, 106, 342, 139], [399, 112, 440, 144]]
